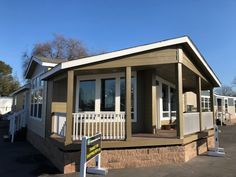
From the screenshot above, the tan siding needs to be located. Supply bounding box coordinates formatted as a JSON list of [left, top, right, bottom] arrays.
[[132, 70, 145, 133], [15, 92, 24, 112], [132, 70, 155, 133], [52, 78, 67, 102], [182, 51, 208, 82], [228, 106, 236, 118], [183, 92, 197, 112], [27, 64, 48, 138], [142, 70, 153, 133], [76, 48, 177, 70], [31, 64, 44, 78], [51, 102, 67, 113]]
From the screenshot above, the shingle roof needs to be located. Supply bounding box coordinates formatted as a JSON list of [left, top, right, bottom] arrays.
[[41, 36, 221, 87], [33, 56, 65, 64]]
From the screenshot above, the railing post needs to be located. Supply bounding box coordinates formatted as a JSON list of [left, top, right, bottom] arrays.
[[11, 115, 15, 143], [196, 76, 202, 131], [65, 70, 74, 145], [210, 87, 215, 125], [45, 80, 53, 138], [176, 63, 184, 139], [125, 66, 132, 141]]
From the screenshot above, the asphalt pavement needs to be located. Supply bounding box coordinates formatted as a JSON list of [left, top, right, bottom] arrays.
[[0, 125, 235, 177]]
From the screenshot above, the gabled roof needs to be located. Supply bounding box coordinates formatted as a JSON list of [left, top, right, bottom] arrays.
[[24, 56, 64, 79], [10, 83, 30, 96], [41, 36, 221, 87], [214, 94, 236, 99]]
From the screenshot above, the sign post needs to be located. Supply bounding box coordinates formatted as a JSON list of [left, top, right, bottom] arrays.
[[207, 125, 225, 157], [80, 133, 108, 177]]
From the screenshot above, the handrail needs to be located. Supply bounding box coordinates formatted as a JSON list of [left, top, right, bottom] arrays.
[[8, 110, 25, 143], [72, 112, 126, 141]]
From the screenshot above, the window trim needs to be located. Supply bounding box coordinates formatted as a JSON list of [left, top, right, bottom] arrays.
[[234, 99, 236, 115], [78, 79, 96, 112], [224, 98, 228, 113], [201, 95, 211, 112], [156, 75, 176, 121], [30, 73, 44, 121], [75, 72, 137, 122]]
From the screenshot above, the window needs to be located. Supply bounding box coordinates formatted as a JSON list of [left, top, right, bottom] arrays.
[[159, 82, 176, 118], [120, 77, 135, 118], [170, 88, 176, 111], [162, 84, 168, 111], [217, 98, 222, 112], [30, 75, 44, 119], [78, 80, 95, 111], [187, 105, 194, 112], [170, 87, 176, 117], [76, 73, 137, 122], [201, 96, 210, 112], [201, 97, 204, 108], [225, 99, 228, 112], [234, 100, 236, 113], [101, 78, 115, 111]]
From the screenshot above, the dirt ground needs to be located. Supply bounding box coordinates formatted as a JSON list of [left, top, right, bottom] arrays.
[[0, 125, 235, 177]]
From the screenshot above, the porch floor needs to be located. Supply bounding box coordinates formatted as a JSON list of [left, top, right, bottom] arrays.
[[50, 129, 214, 151]]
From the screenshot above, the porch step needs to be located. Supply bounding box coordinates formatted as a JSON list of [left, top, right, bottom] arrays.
[[156, 130, 177, 138]]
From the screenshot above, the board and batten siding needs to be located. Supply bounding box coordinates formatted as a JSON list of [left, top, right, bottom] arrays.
[[75, 47, 178, 71], [48, 69, 157, 134], [27, 64, 49, 138], [132, 70, 154, 133], [13, 91, 25, 112]]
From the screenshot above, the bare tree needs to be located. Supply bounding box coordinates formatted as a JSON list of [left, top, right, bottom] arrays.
[[22, 34, 90, 74], [215, 85, 236, 96]]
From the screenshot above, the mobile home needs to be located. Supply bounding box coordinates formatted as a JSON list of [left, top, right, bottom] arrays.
[[11, 36, 221, 174]]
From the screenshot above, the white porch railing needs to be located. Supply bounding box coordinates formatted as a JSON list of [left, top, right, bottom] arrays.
[[8, 110, 26, 142], [183, 112, 200, 136], [72, 112, 126, 141], [52, 112, 67, 137], [202, 112, 213, 130]]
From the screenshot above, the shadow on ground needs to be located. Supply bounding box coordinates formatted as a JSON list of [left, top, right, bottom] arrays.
[[0, 125, 236, 177]]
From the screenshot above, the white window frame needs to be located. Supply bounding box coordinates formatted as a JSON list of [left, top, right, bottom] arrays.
[[30, 73, 44, 121], [234, 99, 236, 115], [75, 72, 137, 122], [201, 96, 211, 112], [224, 98, 228, 113], [156, 75, 176, 121]]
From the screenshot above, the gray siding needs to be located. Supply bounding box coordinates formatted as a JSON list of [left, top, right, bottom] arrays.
[[228, 98, 234, 106], [201, 90, 210, 97]]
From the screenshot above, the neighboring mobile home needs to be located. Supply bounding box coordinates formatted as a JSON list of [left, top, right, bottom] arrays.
[[184, 91, 236, 124], [0, 97, 13, 115], [11, 36, 221, 174]]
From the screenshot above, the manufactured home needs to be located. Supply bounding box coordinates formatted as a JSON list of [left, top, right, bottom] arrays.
[[0, 97, 13, 115], [184, 91, 236, 124], [10, 36, 221, 174]]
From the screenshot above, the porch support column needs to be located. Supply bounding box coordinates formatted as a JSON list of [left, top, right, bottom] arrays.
[[125, 66, 132, 141], [210, 87, 215, 125], [176, 63, 184, 139], [196, 76, 202, 131], [151, 69, 157, 133], [65, 70, 74, 145], [45, 80, 53, 138]]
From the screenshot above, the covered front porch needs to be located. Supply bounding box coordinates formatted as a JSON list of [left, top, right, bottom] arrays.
[[45, 54, 215, 149], [41, 43, 219, 148]]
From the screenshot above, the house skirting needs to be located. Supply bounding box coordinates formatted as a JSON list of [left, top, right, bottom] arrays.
[[27, 129, 214, 174]]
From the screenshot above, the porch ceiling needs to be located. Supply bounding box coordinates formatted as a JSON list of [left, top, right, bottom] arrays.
[[154, 64, 212, 91], [74, 63, 212, 91]]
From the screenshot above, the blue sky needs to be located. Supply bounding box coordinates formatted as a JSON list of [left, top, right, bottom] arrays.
[[0, 0, 236, 85]]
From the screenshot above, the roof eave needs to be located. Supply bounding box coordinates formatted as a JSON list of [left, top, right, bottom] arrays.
[[40, 36, 221, 87], [24, 56, 58, 79]]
